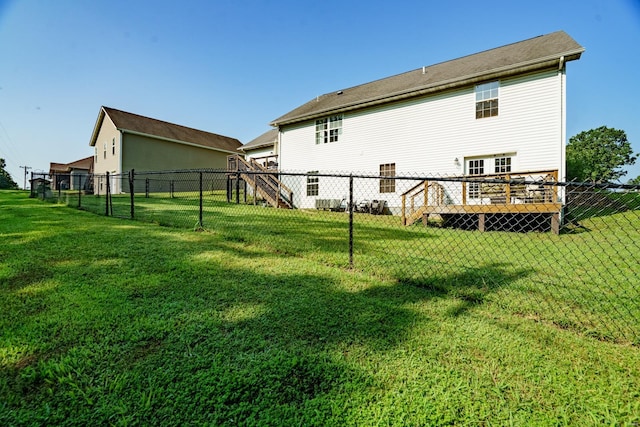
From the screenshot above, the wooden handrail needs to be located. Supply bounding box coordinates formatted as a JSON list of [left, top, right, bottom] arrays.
[[400, 169, 558, 226]]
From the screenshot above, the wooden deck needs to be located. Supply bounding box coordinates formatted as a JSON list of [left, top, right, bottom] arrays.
[[401, 170, 562, 233]]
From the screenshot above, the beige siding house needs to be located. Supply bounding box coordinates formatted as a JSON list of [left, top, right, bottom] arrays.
[[49, 156, 94, 191], [89, 106, 242, 193]]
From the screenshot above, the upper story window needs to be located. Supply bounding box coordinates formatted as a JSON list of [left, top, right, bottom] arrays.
[[112, 138, 115, 155], [315, 115, 343, 144], [379, 163, 396, 193], [475, 81, 499, 119], [103, 142, 106, 159], [94, 147, 98, 163]]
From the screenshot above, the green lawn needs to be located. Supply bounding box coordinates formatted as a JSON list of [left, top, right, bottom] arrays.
[[2, 190, 639, 425]]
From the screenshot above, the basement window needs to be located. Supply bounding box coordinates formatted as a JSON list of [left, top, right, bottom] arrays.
[[475, 81, 499, 119]]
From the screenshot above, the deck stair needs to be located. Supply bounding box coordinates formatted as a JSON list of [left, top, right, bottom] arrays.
[[401, 180, 445, 226], [227, 154, 293, 209]]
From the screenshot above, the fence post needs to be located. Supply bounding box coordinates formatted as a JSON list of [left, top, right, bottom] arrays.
[[129, 169, 135, 219], [199, 172, 204, 227], [78, 180, 81, 208], [145, 178, 149, 198], [235, 171, 240, 204], [349, 174, 354, 269], [105, 172, 110, 216]]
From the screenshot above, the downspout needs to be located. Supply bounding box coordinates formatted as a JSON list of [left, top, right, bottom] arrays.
[[558, 56, 567, 222], [559, 56, 566, 182]]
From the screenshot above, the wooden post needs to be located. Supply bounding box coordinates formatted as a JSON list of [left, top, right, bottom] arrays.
[[423, 180, 429, 208], [478, 213, 485, 232], [551, 213, 560, 235], [462, 182, 467, 206]]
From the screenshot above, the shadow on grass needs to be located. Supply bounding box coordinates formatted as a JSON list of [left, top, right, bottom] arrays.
[[0, 194, 536, 425], [397, 263, 533, 317]]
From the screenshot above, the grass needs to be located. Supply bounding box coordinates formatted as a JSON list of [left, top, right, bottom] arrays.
[[2, 189, 640, 425]]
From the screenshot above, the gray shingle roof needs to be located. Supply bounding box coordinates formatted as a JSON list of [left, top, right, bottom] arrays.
[[49, 156, 94, 174], [90, 107, 242, 153], [239, 128, 278, 152], [271, 31, 584, 126]]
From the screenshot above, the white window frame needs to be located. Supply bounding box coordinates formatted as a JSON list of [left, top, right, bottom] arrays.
[[306, 171, 319, 196], [475, 81, 499, 119], [315, 115, 343, 144], [466, 153, 515, 200], [379, 163, 396, 193]]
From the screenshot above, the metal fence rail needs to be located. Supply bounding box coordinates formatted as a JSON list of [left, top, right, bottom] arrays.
[[31, 169, 640, 344]]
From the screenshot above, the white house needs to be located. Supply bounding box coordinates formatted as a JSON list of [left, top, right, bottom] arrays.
[[268, 31, 584, 228], [238, 129, 278, 169]]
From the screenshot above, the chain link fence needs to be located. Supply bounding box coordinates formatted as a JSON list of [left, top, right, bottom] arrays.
[[31, 169, 640, 344]]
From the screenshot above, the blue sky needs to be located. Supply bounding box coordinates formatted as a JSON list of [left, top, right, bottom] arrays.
[[1, 0, 639, 187]]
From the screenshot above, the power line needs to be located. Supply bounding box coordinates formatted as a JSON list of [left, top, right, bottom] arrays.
[[19, 165, 31, 190]]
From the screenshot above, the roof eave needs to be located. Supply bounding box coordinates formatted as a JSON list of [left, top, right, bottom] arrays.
[[89, 106, 107, 147], [239, 141, 276, 152], [271, 49, 584, 127]]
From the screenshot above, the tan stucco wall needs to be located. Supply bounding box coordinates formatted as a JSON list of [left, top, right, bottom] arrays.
[[122, 133, 230, 172]]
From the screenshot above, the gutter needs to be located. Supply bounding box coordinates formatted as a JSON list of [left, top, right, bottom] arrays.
[[271, 49, 584, 127]]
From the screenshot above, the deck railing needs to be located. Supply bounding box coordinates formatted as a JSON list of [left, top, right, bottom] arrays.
[[227, 154, 294, 208], [401, 169, 560, 226]]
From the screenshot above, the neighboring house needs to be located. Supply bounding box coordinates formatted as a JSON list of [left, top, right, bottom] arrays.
[[49, 156, 94, 191], [89, 106, 242, 193], [268, 31, 584, 231], [238, 129, 278, 169]]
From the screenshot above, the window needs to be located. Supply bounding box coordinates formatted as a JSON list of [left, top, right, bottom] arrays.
[[466, 154, 514, 199], [467, 159, 485, 199], [94, 147, 98, 163], [306, 171, 319, 196], [112, 138, 115, 155], [379, 163, 396, 193], [475, 81, 499, 119], [494, 156, 511, 173], [315, 115, 343, 144], [103, 142, 106, 159]]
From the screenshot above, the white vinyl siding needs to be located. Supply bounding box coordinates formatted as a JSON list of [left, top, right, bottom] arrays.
[[279, 69, 564, 209]]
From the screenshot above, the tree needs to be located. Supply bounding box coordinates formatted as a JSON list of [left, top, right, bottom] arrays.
[[628, 176, 640, 186], [0, 158, 19, 189], [566, 126, 637, 182]]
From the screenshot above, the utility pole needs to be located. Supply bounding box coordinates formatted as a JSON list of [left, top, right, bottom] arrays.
[[20, 165, 31, 189]]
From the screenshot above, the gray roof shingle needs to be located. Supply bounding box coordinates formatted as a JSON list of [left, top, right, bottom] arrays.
[[91, 107, 242, 153], [271, 31, 584, 126], [239, 128, 278, 152]]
